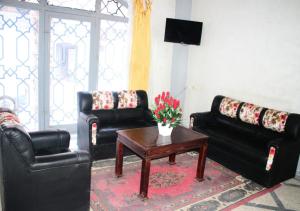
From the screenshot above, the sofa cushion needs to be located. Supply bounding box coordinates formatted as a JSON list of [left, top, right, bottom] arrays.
[[262, 109, 289, 133], [115, 108, 144, 122], [97, 120, 153, 144], [214, 114, 283, 140], [219, 97, 241, 118], [93, 109, 116, 124], [92, 91, 114, 110], [239, 103, 263, 125], [118, 90, 138, 109], [193, 125, 268, 166]]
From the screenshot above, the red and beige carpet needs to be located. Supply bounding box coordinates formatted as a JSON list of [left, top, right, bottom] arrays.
[[91, 153, 279, 211]]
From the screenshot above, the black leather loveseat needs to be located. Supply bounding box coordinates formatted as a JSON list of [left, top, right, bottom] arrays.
[[190, 95, 300, 187], [77, 90, 156, 160], [0, 111, 91, 211]]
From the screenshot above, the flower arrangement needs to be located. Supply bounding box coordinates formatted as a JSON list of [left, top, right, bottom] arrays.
[[151, 91, 182, 128]]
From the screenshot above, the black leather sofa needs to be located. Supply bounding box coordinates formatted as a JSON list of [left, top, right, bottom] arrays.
[[77, 90, 156, 160], [0, 112, 91, 211], [190, 95, 300, 187]]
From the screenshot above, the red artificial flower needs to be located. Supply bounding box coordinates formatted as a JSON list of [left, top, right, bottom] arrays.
[[156, 113, 160, 119], [171, 118, 175, 122], [166, 91, 170, 98], [161, 92, 166, 101], [163, 118, 167, 123], [155, 97, 160, 105], [173, 100, 180, 109], [169, 97, 173, 106]]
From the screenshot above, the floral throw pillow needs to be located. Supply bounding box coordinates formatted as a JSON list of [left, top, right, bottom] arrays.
[[0, 112, 20, 126], [219, 97, 241, 118], [239, 103, 263, 125], [262, 109, 289, 133], [118, 90, 138, 109], [92, 91, 114, 110]]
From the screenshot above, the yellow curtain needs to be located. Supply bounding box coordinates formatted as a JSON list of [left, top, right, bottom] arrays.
[[129, 0, 152, 90]]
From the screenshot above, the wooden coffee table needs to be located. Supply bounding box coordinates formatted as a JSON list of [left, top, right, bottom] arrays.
[[115, 126, 209, 199]]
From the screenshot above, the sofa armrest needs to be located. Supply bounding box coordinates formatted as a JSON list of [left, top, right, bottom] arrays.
[[144, 109, 156, 125], [77, 112, 98, 152], [29, 130, 70, 154], [285, 113, 300, 139], [267, 137, 300, 155], [79, 112, 98, 125], [266, 137, 300, 172], [190, 112, 212, 128], [31, 150, 90, 170]]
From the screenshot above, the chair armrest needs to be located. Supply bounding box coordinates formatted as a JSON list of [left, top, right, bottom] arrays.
[[31, 150, 90, 171], [77, 112, 98, 152], [144, 109, 157, 125], [190, 112, 212, 128], [29, 130, 70, 154]]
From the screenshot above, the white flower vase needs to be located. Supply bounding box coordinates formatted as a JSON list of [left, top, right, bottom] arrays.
[[158, 123, 173, 136]]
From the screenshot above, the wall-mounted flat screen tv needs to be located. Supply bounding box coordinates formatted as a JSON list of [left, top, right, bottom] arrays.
[[164, 18, 203, 45]]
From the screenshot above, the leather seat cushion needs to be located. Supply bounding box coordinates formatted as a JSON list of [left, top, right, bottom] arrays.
[[96, 120, 153, 145]]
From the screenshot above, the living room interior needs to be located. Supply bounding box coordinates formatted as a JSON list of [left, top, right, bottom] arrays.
[[1, 0, 300, 210]]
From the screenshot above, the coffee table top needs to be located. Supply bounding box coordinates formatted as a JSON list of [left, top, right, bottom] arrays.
[[117, 126, 208, 153]]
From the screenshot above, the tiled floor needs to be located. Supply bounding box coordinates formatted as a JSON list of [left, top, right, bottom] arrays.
[[234, 177, 300, 211]]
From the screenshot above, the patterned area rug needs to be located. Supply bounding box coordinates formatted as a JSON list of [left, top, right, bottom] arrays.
[[91, 152, 279, 211]]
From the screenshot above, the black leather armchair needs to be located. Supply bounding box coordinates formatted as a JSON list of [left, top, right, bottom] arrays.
[[0, 123, 91, 211], [77, 90, 156, 160]]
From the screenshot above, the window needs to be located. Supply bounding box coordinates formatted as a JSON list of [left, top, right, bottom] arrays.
[[0, 0, 129, 131], [49, 18, 91, 126], [0, 6, 39, 130], [18, 0, 39, 3], [98, 20, 129, 90], [101, 0, 128, 17], [47, 0, 96, 11]]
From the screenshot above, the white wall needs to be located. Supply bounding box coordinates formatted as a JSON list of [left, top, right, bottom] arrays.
[[184, 0, 300, 117], [184, 0, 300, 175], [170, 0, 192, 125], [148, 0, 175, 102]]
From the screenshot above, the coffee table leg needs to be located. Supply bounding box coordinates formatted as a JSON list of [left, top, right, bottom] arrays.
[[196, 142, 208, 181], [139, 158, 151, 199], [168, 153, 176, 165], [115, 140, 123, 177]]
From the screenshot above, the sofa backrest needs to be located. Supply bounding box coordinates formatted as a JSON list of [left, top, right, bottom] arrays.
[[78, 90, 149, 124], [210, 95, 300, 139]]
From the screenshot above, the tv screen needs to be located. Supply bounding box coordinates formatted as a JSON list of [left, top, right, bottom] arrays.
[[164, 18, 203, 45]]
